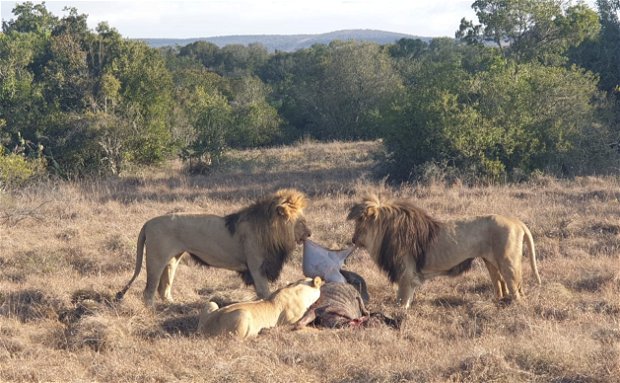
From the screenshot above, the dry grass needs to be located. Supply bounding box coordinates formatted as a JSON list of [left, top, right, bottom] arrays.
[[1, 139, 619, 382]]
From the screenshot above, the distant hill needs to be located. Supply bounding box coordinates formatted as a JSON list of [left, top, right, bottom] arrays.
[[139, 29, 431, 52]]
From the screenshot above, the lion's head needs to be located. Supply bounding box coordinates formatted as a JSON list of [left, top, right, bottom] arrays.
[[226, 188, 311, 282], [347, 193, 442, 283]]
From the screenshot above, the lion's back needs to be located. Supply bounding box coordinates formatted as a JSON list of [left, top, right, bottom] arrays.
[[144, 213, 243, 260], [145, 213, 226, 236], [447, 215, 525, 246], [198, 305, 250, 337], [198, 302, 271, 338]]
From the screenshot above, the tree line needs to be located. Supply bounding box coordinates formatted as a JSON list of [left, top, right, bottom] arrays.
[[1, 0, 619, 186]]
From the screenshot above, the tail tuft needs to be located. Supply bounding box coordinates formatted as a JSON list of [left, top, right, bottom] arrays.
[[115, 291, 126, 302]]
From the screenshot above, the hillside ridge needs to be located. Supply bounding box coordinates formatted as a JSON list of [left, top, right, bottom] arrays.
[[139, 29, 431, 51]]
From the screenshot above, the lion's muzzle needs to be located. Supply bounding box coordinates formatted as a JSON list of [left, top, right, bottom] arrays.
[[297, 231, 311, 244]]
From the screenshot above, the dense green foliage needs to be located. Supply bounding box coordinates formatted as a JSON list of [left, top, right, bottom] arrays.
[[1, 1, 618, 183], [386, 0, 618, 182], [258, 41, 403, 140]]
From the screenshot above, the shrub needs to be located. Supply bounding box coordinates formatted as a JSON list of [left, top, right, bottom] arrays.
[[383, 61, 614, 182], [0, 146, 46, 189]]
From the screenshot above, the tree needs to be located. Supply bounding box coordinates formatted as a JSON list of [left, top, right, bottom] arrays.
[[257, 44, 328, 140], [112, 40, 174, 165], [51, 6, 89, 38], [41, 33, 92, 113], [167, 64, 233, 172], [470, 62, 609, 175], [383, 57, 612, 182], [179, 41, 269, 76], [260, 41, 403, 141], [383, 39, 478, 180], [0, 32, 42, 144], [2, 2, 57, 34], [389, 38, 429, 60], [316, 41, 404, 139], [181, 90, 232, 173], [178, 41, 221, 70], [457, 0, 600, 65], [571, 0, 620, 93], [225, 76, 282, 148], [217, 43, 269, 76]]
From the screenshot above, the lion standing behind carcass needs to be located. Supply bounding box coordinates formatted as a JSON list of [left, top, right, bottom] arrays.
[[197, 277, 323, 339], [116, 189, 311, 306], [347, 193, 541, 308]]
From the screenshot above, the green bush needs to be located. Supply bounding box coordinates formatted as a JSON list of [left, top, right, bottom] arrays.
[[180, 91, 232, 173], [0, 146, 46, 189], [383, 61, 613, 183]]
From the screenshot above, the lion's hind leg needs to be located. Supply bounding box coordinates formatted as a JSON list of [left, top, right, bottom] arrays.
[[199, 308, 255, 338], [496, 259, 523, 302], [483, 259, 508, 299], [144, 250, 181, 307], [490, 228, 526, 303], [158, 254, 183, 302], [229, 310, 255, 338]]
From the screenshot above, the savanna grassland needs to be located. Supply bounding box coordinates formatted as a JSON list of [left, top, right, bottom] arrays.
[[1, 140, 619, 383]]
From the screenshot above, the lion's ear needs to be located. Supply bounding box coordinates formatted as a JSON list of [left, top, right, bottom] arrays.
[[275, 189, 306, 220], [312, 276, 323, 288], [361, 194, 384, 220], [348, 203, 372, 221], [348, 195, 382, 221], [364, 205, 379, 220]]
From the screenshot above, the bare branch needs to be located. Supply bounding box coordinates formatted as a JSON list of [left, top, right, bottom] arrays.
[[0, 201, 49, 228]]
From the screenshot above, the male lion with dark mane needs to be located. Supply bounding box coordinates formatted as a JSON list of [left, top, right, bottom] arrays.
[[347, 193, 541, 308], [116, 189, 311, 306]]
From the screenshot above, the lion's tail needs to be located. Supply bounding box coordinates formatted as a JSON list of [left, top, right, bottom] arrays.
[[115, 225, 147, 301], [522, 223, 541, 285]]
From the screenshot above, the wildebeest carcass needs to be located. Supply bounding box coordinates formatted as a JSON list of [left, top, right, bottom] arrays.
[[300, 239, 399, 329]]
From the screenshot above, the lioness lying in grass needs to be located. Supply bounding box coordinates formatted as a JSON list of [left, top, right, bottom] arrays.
[[197, 277, 323, 339]]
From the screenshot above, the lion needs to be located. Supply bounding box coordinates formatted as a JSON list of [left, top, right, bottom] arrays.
[[116, 189, 311, 306], [347, 193, 541, 308], [197, 276, 323, 338]]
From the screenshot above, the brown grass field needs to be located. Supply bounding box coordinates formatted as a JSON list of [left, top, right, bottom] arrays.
[[1, 140, 619, 382]]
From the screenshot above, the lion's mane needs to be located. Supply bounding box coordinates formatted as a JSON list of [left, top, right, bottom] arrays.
[[347, 193, 442, 283], [225, 189, 308, 283]]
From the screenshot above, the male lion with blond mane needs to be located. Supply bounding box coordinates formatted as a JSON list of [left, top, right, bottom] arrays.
[[348, 193, 541, 308], [197, 276, 323, 339], [116, 189, 311, 306]]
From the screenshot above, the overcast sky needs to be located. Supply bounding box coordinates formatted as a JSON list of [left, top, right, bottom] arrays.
[[1, 0, 598, 39]]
